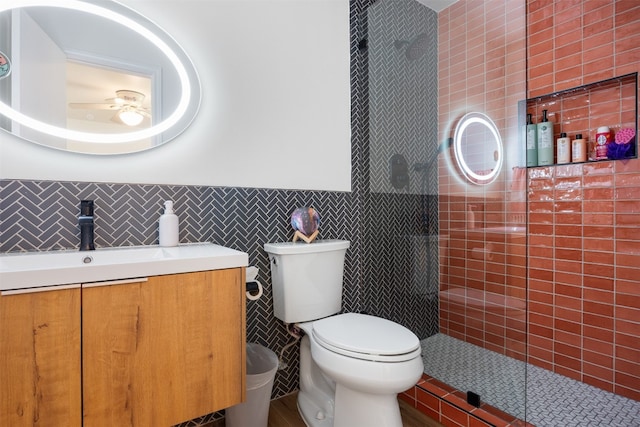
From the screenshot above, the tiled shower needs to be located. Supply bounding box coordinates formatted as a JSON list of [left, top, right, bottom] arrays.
[[427, 1, 637, 426], [1, 1, 638, 426], [366, 0, 639, 425]]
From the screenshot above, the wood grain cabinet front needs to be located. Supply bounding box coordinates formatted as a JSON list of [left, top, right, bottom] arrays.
[[1, 268, 246, 427], [0, 287, 82, 427], [82, 269, 246, 427]]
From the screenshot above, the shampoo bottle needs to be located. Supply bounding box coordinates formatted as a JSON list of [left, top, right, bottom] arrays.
[[526, 113, 538, 167], [556, 132, 571, 164], [159, 200, 179, 247], [536, 109, 554, 166], [571, 134, 587, 163]]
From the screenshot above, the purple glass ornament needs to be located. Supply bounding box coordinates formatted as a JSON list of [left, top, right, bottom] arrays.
[[291, 207, 320, 236]]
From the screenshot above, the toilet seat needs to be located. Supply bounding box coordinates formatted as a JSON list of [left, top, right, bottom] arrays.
[[311, 313, 421, 362]]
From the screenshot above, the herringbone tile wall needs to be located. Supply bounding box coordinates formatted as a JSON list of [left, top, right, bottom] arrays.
[[0, 182, 359, 379], [367, 0, 439, 195], [0, 0, 442, 425], [361, 0, 440, 339]]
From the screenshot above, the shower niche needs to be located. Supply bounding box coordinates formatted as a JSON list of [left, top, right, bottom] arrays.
[[525, 72, 638, 166]]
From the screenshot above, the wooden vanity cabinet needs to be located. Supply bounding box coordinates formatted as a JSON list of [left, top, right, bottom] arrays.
[[1, 268, 246, 427], [0, 287, 82, 427], [82, 268, 246, 427]]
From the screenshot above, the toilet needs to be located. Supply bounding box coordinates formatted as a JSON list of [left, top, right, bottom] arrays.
[[264, 239, 423, 427]]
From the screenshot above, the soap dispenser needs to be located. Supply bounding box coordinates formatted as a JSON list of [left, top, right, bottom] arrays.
[[159, 200, 179, 247]]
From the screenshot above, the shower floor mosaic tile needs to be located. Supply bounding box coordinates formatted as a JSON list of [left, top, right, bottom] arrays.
[[421, 334, 640, 427]]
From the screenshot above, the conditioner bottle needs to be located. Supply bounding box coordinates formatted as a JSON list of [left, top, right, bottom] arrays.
[[526, 113, 538, 167], [536, 109, 554, 166], [556, 132, 571, 164], [571, 134, 587, 163]]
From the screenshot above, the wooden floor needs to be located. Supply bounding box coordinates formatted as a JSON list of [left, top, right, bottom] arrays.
[[209, 392, 443, 427]]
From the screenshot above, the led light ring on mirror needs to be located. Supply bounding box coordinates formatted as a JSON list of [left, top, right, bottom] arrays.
[[453, 112, 503, 185], [0, 0, 193, 144]]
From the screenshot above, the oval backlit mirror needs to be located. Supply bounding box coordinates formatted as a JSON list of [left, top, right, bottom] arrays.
[[0, 0, 201, 155], [453, 112, 503, 185]]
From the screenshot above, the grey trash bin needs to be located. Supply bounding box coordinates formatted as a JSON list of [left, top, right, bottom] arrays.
[[226, 343, 279, 427]]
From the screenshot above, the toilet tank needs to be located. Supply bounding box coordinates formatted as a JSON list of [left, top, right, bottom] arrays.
[[264, 239, 350, 324]]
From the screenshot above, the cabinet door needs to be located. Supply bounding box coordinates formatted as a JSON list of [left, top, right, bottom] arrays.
[[0, 288, 82, 427], [82, 269, 246, 427]]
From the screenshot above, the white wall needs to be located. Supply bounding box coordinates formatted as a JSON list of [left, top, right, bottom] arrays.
[[0, 0, 352, 192], [14, 9, 67, 149]]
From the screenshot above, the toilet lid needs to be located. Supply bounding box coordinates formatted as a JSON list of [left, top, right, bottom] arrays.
[[312, 313, 420, 362]]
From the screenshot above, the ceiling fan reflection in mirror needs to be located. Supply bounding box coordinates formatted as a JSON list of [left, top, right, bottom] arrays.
[[69, 89, 151, 127]]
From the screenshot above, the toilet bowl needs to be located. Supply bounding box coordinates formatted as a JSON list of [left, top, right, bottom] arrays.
[[296, 313, 423, 427], [264, 240, 424, 427]]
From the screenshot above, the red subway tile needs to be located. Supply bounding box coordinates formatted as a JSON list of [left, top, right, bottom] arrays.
[[615, 370, 640, 392], [442, 401, 470, 427], [615, 386, 640, 403], [584, 375, 615, 393], [469, 415, 494, 427], [583, 327, 614, 345], [584, 347, 614, 369], [417, 387, 441, 413]]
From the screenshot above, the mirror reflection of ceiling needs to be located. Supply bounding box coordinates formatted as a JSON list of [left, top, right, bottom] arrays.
[[29, 5, 157, 133], [66, 61, 152, 132], [25, 6, 169, 75], [0, 1, 201, 155]]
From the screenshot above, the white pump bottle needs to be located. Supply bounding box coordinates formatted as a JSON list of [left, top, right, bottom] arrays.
[[159, 200, 179, 247]]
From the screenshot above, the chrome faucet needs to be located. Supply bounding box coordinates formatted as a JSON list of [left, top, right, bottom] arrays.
[[79, 200, 95, 251]]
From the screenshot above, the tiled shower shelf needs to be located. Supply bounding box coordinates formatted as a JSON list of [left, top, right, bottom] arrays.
[[525, 72, 638, 167]]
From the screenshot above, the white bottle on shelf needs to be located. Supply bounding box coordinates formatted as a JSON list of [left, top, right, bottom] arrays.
[[159, 200, 179, 247]]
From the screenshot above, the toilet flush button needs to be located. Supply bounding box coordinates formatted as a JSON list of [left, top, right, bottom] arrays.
[[316, 411, 325, 420]]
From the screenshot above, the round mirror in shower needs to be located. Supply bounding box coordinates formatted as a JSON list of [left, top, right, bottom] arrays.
[[453, 112, 503, 185]]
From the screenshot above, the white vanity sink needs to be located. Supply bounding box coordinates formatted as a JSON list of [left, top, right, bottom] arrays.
[[0, 243, 248, 291]]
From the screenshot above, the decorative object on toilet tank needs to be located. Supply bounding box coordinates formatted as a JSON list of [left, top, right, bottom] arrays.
[[290, 207, 320, 243], [608, 127, 636, 160]]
